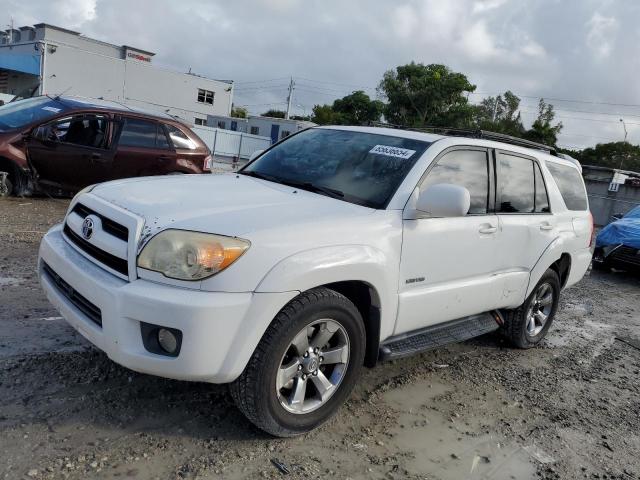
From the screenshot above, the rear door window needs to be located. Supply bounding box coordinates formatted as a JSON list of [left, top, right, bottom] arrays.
[[546, 162, 588, 211], [497, 153, 535, 213], [420, 149, 489, 214], [165, 124, 198, 150], [118, 118, 167, 149], [534, 163, 550, 213]]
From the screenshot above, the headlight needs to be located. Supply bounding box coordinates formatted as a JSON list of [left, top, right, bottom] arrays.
[[137, 229, 250, 281]]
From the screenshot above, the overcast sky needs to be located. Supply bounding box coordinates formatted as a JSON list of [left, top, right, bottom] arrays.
[[4, 0, 640, 148]]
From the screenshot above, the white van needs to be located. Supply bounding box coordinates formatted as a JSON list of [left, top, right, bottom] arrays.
[[38, 126, 593, 436]]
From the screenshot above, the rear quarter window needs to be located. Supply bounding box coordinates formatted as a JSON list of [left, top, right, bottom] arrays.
[[546, 162, 588, 211]]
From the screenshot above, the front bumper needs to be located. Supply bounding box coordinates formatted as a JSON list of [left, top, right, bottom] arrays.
[[38, 224, 297, 383]]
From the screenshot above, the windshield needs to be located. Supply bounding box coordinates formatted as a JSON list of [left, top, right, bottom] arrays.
[[241, 128, 430, 208], [0, 96, 69, 131]]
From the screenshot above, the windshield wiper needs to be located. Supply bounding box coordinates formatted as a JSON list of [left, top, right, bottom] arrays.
[[278, 179, 345, 200], [240, 171, 345, 200], [240, 170, 282, 183]]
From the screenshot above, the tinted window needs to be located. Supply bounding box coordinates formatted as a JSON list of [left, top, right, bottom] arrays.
[[38, 115, 109, 149], [498, 153, 534, 213], [421, 150, 489, 214], [119, 119, 164, 149], [242, 128, 430, 209], [156, 126, 170, 149], [534, 163, 550, 213], [546, 162, 588, 211], [166, 124, 197, 150]]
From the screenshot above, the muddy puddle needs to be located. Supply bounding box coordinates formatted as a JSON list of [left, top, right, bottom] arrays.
[[382, 381, 537, 479]]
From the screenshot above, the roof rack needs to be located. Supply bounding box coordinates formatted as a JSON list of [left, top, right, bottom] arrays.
[[369, 122, 559, 157]]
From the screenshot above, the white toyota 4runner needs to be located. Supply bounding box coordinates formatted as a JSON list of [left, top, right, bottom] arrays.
[[38, 126, 593, 437]]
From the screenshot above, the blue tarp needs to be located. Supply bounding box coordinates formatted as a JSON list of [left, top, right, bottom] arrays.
[[596, 206, 640, 249], [0, 52, 40, 76]]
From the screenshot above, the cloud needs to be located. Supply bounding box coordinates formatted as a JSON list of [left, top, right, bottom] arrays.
[[472, 0, 509, 14], [1, 0, 638, 147], [586, 12, 618, 59]]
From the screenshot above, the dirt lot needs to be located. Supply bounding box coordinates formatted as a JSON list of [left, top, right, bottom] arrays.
[[1, 197, 639, 480]]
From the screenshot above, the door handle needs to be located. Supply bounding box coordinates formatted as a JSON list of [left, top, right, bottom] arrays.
[[479, 225, 498, 234], [89, 153, 108, 164], [540, 223, 554, 231]]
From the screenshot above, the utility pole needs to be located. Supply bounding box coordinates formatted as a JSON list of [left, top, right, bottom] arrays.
[[285, 77, 295, 120], [7, 17, 14, 44], [619, 118, 629, 170], [491, 97, 499, 122], [620, 118, 628, 143]]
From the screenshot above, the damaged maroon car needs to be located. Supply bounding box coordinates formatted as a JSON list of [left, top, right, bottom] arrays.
[[0, 96, 212, 197]]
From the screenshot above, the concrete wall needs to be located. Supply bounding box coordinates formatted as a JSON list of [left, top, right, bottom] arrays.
[[0, 27, 233, 123], [586, 179, 640, 226]]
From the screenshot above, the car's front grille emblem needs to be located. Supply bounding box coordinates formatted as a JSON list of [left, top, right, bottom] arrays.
[[81, 216, 95, 240]]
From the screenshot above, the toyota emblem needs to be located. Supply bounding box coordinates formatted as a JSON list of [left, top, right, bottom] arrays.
[[81, 217, 94, 240]]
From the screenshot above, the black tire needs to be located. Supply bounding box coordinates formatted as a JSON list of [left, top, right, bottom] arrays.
[[592, 261, 611, 272], [0, 174, 12, 197], [503, 269, 560, 348], [229, 287, 366, 437]]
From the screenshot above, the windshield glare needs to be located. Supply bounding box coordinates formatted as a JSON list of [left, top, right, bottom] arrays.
[[242, 128, 430, 208], [0, 97, 68, 131]]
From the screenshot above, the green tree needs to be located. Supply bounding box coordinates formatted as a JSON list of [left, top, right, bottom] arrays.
[[311, 91, 383, 126], [524, 99, 563, 146], [311, 104, 342, 125], [230, 106, 248, 118], [261, 109, 286, 118], [378, 62, 476, 127], [561, 142, 640, 171], [332, 90, 384, 125], [475, 91, 525, 137]]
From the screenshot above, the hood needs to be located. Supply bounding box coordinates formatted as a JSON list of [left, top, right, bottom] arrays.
[[91, 173, 374, 238], [596, 217, 640, 250]]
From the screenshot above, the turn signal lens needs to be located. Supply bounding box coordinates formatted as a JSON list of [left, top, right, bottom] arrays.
[[137, 229, 250, 281]]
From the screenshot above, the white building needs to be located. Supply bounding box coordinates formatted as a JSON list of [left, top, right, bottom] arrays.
[[0, 23, 233, 123], [207, 114, 315, 144]]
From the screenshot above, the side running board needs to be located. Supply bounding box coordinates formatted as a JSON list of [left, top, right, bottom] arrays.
[[379, 312, 501, 361]]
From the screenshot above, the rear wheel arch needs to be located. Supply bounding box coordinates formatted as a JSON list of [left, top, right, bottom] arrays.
[[550, 253, 571, 289]]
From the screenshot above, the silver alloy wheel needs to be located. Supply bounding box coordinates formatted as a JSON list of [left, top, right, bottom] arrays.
[[526, 282, 554, 336], [276, 319, 350, 414]]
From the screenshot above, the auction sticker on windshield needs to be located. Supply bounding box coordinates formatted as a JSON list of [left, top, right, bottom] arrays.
[[369, 144, 416, 159]]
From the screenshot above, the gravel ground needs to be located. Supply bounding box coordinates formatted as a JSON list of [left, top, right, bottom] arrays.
[[1, 197, 639, 480]]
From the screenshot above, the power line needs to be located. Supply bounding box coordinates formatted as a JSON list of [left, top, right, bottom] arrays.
[[295, 76, 377, 91], [469, 91, 640, 109], [234, 77, 290, 86]]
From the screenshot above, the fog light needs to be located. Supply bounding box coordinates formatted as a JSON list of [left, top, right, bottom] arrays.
[[158, 328, 178, 354]]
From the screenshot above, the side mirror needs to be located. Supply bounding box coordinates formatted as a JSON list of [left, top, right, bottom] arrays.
[[416, 183, 470, 218], [249, 149, 264, 162], [32, 124, 55, 143]]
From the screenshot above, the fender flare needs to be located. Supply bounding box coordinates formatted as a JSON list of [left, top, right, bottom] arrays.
[[255, 245, 398, 341], [525, 235, 564, 298]]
